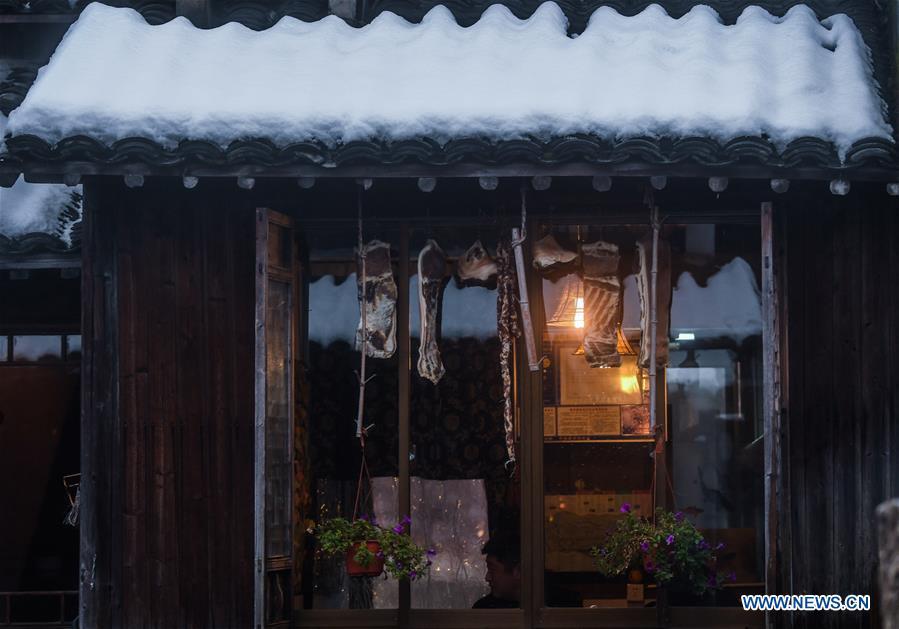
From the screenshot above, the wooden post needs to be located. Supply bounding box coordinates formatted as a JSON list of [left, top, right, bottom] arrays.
[[761, 201, 781, 629], [253, 209, 268, 629], [878, 499, 899, 628], [80, 177, 123, 629]]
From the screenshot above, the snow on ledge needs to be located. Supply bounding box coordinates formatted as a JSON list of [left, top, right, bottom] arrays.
[[0, 176, 82, 245], [6, 2, 893, 157]]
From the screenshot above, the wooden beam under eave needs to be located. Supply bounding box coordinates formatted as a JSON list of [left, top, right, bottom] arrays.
[[175, 0, 210, 27], [13, 160, 899, 183]]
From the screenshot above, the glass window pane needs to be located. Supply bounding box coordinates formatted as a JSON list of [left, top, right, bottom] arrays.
[[540, 224, 653, 609], [0, 336, 7, 361], [66, 335, 81, 361], [12, 336, 62, 362], [409, 228, 520, 610], [667, 223, 764, 605], [304, 228, 399, 609], [539, 221, 764, 608]]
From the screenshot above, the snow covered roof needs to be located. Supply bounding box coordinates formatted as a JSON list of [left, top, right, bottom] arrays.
[[1, 1, 895, 175]]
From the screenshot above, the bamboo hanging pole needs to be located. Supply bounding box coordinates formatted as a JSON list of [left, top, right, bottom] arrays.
[[355, 185, 367, 439], [512, 184, 540, 371], [649, 204, 660, 431]]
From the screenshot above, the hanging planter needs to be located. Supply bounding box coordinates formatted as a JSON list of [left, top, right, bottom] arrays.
[[316, 516, 435, 580], [590, 506, 736, 597], [345, 540, 385, 578]]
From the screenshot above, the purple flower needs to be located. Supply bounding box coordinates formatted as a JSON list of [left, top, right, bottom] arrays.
[[674, 511, 684, 522], [426, 548, 437, 557], [698, 539, 710, 551], [644, 560, 655, 573], [620, 502, 631, 514], [401, 515, 412, 525], [665, 534, 675, 546], [395, 561, 403, 569], [392, 524, 404, 534], [410, 571, 417, 579], [360, 514, 368, 521], [728, 571, 737, 582], [640, 541, 650, 553], [715, 542, 725, 551]]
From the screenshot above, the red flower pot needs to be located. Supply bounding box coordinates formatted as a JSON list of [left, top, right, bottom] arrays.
[[346, 541, 384, 578]]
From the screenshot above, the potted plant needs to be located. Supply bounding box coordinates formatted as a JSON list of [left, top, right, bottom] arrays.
[[316, 515, 435, 580], [591, 505, 735, 600]]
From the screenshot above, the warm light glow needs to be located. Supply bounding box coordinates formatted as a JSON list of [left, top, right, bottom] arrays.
[[573, 297, 585, 329], [619, 375, 641, 394], [676, 332, 695, 341]]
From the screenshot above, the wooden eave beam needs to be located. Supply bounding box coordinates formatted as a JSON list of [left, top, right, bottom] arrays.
[[10, 160, 899, 183], [0, 14, 77, 23]]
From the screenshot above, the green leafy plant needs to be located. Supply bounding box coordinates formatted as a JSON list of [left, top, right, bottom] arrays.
[[591, 505, 734, 595], [316, 515, 434, 580]]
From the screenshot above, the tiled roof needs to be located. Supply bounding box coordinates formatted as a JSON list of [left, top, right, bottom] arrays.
[[0, 0, 895, 179]]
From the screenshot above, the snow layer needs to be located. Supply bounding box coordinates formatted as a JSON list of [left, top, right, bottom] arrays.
[[0, 175, 82, 245], [6, 2, 891, 155]]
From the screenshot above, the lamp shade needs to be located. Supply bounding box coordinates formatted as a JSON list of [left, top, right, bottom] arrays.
[[547, 274, 585, 329]]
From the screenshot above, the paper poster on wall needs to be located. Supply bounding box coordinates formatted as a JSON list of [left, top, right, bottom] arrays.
[[544, 407, 558, 437], [556, 406, 620, 437]]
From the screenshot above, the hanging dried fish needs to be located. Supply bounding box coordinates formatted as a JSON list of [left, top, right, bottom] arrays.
[[417, 239, 447, 384], [635, 233, 672, 368], [581, 240, 622, 368], [532, 233, 577, 274], [456, 240, 498, 285], [496, 240, 519, 466], [356, 240, 397, 359]]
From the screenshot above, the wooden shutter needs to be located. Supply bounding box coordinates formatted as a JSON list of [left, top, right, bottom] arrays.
[[254, 209, 296, 628]]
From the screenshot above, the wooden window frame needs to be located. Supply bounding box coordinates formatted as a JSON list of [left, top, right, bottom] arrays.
[[255, 208, 299, 629]]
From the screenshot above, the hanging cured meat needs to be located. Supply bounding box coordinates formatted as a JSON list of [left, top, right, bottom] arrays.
[[356, 240, 397, 359], [581, 240, 622, 368], [496, 240, 519, 466], [456, 240, 497, 285], [635, 233, 672, 368], [532, 233, 577, 275], [417, 239, 447, 384]]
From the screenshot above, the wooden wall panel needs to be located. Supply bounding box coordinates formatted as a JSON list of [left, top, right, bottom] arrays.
[[85, 178, 255, 629], [782, 190, 899, 629]]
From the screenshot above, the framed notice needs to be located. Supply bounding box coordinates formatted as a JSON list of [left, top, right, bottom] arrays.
[[556, 406, 620, 437], [558, 349, 643, 406], [544, 407, 558, 437]]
